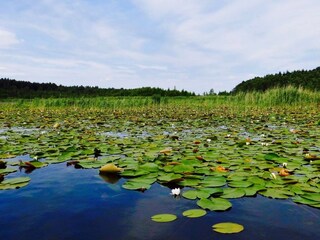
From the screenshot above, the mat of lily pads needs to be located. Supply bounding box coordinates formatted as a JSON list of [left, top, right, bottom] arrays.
[[0, 108, 319, 210]]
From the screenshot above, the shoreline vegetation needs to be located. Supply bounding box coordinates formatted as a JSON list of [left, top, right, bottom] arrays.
[[1, 86, 319, 111]]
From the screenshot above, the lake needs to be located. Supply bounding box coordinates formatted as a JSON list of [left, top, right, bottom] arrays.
[[1, 156, 319, 240]]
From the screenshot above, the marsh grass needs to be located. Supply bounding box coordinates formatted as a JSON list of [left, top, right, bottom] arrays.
[[1, 86, 319, 113]]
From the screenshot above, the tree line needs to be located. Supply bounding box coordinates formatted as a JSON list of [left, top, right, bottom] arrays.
[[232, 67, 320, 93], [0, 78, 195, 98]]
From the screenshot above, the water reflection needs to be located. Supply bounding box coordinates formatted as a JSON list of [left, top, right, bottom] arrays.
[[99, 173, 121, 184]]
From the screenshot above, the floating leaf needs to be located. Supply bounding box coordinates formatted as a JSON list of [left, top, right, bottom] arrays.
[[201, 176, 226, 187], [228, 180, 253, 188], [0, 168, 17, 175], [197, 198, 232, 211], [151, 214, 177, 222], [182, 209, 207, 218], [178, 178, 201, 187], [259, 188, 294, 199], [139, 163, 159, 172], [301, 193, 320, 202], [157, 173, 182, 183], [182, 190, 198, 200], [212, 222, 244, 234], [0, 177, 31, 190], [221, 188, 246, 199], [28, 161, 48, 168]]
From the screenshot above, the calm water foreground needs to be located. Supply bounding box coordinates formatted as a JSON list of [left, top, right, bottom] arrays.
[[0, 157, 319, 240]]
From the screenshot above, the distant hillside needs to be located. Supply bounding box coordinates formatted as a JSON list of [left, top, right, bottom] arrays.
[[0, 78, 195, 98], [232, 67, 320, 93]]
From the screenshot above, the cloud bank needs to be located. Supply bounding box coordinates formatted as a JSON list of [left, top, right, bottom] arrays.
[[0, 0, 319, 93]]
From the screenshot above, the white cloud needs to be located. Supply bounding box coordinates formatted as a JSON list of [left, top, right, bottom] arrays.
[[0, 28, 20, 48], [0, 0, 319, 93]]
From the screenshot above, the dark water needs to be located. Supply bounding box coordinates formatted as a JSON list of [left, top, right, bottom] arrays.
[[0, 161, 319, 240]]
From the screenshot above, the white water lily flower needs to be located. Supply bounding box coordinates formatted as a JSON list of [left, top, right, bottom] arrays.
[[170, 188, 181, 196], [282, 162, 288, 168], [207, 139, 212, 143]]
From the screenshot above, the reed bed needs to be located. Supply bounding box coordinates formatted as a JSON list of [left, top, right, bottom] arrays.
[[1, 87, 319, 114]]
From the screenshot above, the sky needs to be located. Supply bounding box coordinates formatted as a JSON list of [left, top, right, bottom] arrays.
[[0, 0, 320, 94]]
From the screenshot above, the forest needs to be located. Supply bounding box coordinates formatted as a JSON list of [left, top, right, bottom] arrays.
[[0, 78, 195, 98], [1, 66, 319, 98], [232, 67, 320, 93]]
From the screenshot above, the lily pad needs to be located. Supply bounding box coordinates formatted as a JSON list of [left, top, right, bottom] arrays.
[[221, 188, 246, 199], [259, 188, 294, 199], [0, 168, 17, 175], [182, 190, 198, 200], [212, 222, 244, 234], [151, 214, 177, 222], [182, 209, 207, 218], [197, 198, 232, 211], [201, 176, 226, 187], [0, 176, 31, 190]]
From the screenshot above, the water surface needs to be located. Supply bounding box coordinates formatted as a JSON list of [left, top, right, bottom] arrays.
[[0, 162, 319, 240]]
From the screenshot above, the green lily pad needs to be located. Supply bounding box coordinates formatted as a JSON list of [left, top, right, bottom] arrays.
[[0, 168, 17, 175], [228, 180, 253, 188], [182, 209, 207, 218], [197, 198, 232, 211], [301, 193, 320, 202], [172, 164, 194, 173], [178, 178, 201, 187], [28, 161, 48, 168], [0, 176, 31, 190], [201, 176, 226, 187], [157, 173, 183, 183], [151, 214, 177, 222], [259, 188, 294, 199], [212, 222, 244, 234], [221, 188, 246, 199], [182, 190, 198, 200], [122, 180, 152, 191]]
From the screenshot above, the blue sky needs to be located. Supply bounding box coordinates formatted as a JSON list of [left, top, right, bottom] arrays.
[[0, 0, 319, 94]]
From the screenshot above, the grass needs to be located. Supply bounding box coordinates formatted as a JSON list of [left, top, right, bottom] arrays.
[[1, 86, 319, 114]]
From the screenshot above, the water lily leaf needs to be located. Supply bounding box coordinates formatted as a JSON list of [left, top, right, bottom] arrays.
[[139, 163, 159, 172], [181, 159, 203, 167], [122, 180, 151, 191], [228, 181, 253, 188], [201, 176, 226, 187], [76, 161, 103, 169], [0, 168, 17, 175], [292, 196, 320, 208], [0, 176, 30, 190], [178, 178, 201, 187], [212, 222, 244, 234], [182, 190, 198, 200], [259, 188, 294, 199], [172, 164, 194, 173], [244, 185, 266, 196], [28, 161, 48, 168], [157, 173, 182, 183], [151, 214, 177, 222], [182, 209, 207, 218], [264, 153, 288, 163], [121, 169, 149, 177], [197, 198, 232, 211], [248, 176, 266, 186], [221, 188, 246, 199], [301, 193, 320, 202]]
